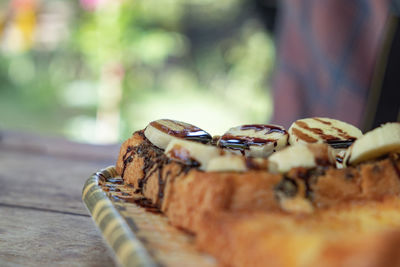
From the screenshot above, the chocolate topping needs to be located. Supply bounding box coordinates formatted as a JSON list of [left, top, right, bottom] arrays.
[[294, 120, 357, 144], [327, 139, 356, 149], [240, 124, 287, 134], [219, 124, 287, 151], [166, 145, 201, 167], [150, 119, 212, 144], [313, 118, 331, 125], [274, 177, 298, 198], [291, 127, 318, 143], [121, 130, 198, 209]]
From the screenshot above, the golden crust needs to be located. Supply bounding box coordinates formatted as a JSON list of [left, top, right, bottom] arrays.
[[196, 198, 400, 267], [312, 156, 400, 207], [163, 170, 282, 231], [115, 130, 145, 180]]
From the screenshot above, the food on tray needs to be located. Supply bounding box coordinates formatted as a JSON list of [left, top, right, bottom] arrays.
[[217, 124, 289, 157], [115, 118, 400, 267]]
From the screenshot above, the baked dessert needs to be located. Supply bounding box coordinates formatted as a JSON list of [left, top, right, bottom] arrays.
[[116, 118, 400, 266]]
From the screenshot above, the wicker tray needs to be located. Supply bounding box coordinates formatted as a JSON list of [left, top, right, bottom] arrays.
[[82, 166, 217, 267]]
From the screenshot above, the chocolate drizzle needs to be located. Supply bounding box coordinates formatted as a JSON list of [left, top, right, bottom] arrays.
[[291, 128, 317, 143], [313, 118, 331, 125], [219, 124, 287, 152], [150, 119, 212, 144], [327, 139, 356, 149], [166, 145, 201, 167], [122, 130, 198, 209], [155, 164, 193, 207], [336, 155, 344, 164], [135, 143, 165, 195], [240, 124, 287, 134], [294, 120, 357, 145], [274, 177, 298, 198], [121, 146, 134, 178]]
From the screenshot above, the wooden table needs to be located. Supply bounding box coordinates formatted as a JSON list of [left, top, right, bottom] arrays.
[[0, 130, 121, 266]]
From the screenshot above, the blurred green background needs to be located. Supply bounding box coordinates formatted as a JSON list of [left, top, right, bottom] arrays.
[[0, 0, 275, 144]]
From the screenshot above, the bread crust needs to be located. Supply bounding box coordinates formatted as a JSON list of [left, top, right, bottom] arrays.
[[311, 154, 400, 207], [196, 198, 400, 267]]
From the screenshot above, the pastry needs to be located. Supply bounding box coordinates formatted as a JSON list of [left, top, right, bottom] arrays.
[[115, 118, 400, 266]]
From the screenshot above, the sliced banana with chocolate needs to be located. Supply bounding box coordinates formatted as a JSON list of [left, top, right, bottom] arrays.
[[218, 124, 289, 158], [344, 122, 400, 166], [165, 139, 222, 169], [268, 143, 336, 174], [144, 119, 212, 149], [165, 139, 269, 172], [288, 117, 362, 148]]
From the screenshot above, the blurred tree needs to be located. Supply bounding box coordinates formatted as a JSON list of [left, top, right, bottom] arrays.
[[0, 0, 275, 143]]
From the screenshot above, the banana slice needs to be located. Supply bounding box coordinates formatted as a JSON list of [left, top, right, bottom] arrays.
[[144, 119, 212, 149], [344, 122, 400, 166], [288, 117, 362, 148], [268, 143, 336, 174], [206, 155, 247, 172], [165, 139, 269, 172], [206, 155, 269, 172], [165, 139, 222, 169], [218, 124, 289, 158]]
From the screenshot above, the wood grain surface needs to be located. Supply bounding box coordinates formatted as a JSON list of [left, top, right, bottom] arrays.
[[0, 130, 120, 266]]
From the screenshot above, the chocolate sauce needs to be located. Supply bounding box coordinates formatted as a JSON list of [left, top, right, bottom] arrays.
[[219, 134, 279, 150], [166, 146, 201, 167], [156, 167, 168, 207], [274, 177, 298, 198], [121, 155, 133, 178], [327, 139, 356, 149], [295, 121, 357, 143], [150, 120, 212, 144], [240, 124, 287, 134], [291, 128, 318, 143], [185, 131, 212, 143], [295, 121, 339, 141], [121, 145, 135, 178], [332, 127, 355, 140], [336, 155, 344, 164], [305, 167, 326, 199], [313, 118, 331, 125]]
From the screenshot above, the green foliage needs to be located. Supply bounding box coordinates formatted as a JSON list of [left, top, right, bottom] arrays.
[[0, 0, 275, 142]]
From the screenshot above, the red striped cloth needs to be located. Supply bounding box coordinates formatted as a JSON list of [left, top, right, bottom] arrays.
[[271, 0, 391, 128]]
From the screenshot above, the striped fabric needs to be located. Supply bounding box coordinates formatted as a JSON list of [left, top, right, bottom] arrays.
[[271, 0, 392, 129]]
